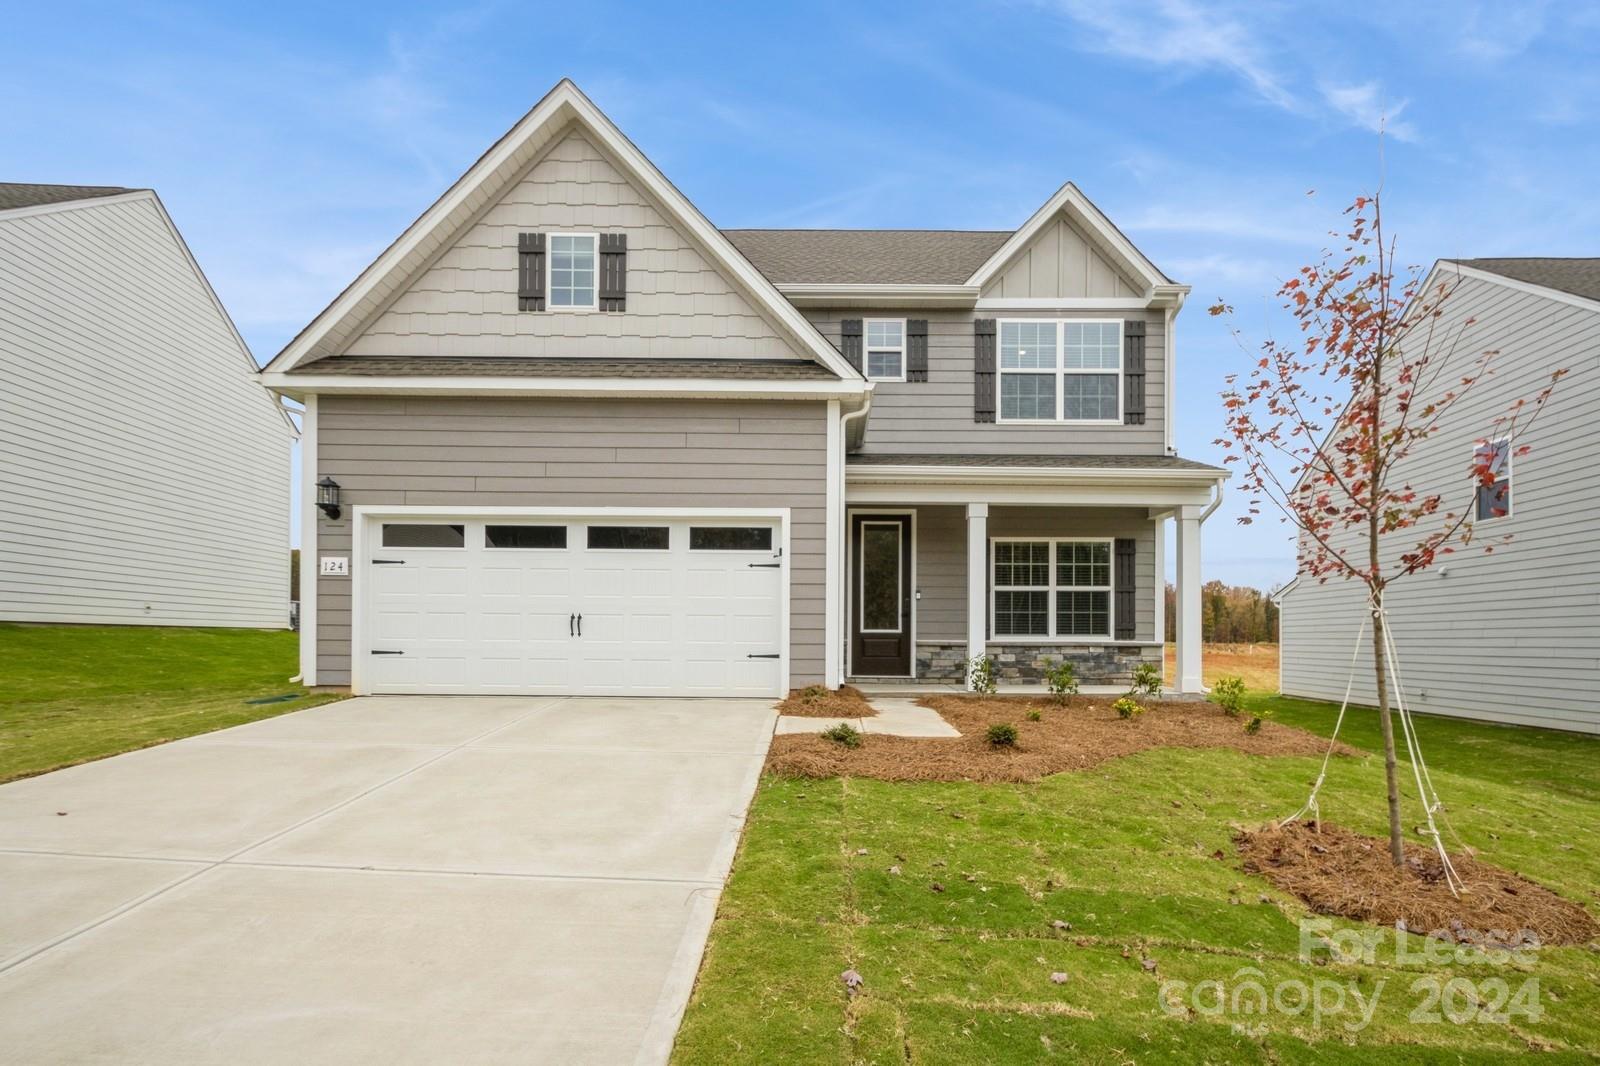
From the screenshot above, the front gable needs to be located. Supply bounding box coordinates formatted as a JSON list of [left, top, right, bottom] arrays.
[[345, 128, 799, 361], [979, 214, 1142, 300]]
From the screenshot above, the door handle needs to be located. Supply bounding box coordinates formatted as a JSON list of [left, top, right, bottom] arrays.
[[569, 613, 575, 637], [576, 613, 582, 637]]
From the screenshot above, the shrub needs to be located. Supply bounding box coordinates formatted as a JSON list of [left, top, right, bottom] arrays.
[[967, 655, 998, 695], [1129, 662, 1163, 697], [1113, 696, 1144, 720], [1045, 660, 1079, 704], [1209, 676, 1247, 718], [821, 722, 862, 748], [799, 684, 830, 705], [1026, 708, 1043, 722], [1245, 704, 1272, 736], [986, 723, 1019, 747]]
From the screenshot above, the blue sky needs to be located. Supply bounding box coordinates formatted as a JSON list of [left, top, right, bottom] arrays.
[[5, 1, 1597, 588]]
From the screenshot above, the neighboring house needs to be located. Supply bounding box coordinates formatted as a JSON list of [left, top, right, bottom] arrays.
[[1276, 258, 1598, 735], [0, 183, 293, 628], [261, 80, 1228, 698]]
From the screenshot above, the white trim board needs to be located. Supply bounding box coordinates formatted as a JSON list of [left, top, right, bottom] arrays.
[[348, 505, 792, 697], [262, 372, 870, 403], [263, 79, 863, 384]]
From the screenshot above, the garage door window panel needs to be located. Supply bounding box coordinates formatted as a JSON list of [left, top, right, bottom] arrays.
[[586, 525, 670, 550], [382, 524, 465, 548], [689, 527, 773, 551], [485, 525, 567, 549]]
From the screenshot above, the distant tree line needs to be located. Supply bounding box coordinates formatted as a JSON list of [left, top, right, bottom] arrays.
[[1165, 581, 1279, 643]]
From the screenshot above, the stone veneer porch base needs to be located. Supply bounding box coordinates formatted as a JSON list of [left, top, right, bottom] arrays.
[[914, 641, 1161, 684]]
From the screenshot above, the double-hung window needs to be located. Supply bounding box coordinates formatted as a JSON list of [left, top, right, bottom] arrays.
[[1474, 438, 1512, 520], [548, 233, 597, 308], [992, 539, 1113, 639], [997, 319, 1122, 422], [865, 319, 906, 381]]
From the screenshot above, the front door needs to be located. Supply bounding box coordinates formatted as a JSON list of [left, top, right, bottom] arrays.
[[850, 514, 912, 676]]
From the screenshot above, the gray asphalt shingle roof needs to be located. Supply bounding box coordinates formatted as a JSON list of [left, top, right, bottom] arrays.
[[847, 453, 1226, 472], [721, 229, 1012, 285], [1450, 258, 1600, 305], [0, 183, 138, 211], [291, 356, 840, 380]]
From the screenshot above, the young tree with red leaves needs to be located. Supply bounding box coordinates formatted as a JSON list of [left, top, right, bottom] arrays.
[[1211, 192, 1565, 867]]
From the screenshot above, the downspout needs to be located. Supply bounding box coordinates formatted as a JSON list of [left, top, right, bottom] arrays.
[[1199, 479, 1223, 523], [837, 389, 874, 683]]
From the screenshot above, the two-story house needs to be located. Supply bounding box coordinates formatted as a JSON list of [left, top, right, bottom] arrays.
[[260, 80, 1228, 699], [1277, 258, 1598, 735]]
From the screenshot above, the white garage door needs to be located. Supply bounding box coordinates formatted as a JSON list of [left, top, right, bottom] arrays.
[[360, 516, 785, 697]]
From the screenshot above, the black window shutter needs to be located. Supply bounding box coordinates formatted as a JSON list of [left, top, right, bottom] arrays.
[[974, 318, 997, 422], [840, 319, 863, 372], [599, 233, 627, 311], [517, 232, 546, 311], [1114, 538, 1137, 640], [907, 319, 929, 382], [1123, 319, 1146, 425]]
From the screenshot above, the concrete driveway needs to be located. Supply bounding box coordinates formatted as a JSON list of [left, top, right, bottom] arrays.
[[0, 696, 776, 1065]]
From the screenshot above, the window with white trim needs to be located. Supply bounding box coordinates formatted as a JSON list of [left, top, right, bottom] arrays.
[[998, 319, 1122, 422], [548, 234, 597, 308], [992, 539, 1113, 639], [864, 319, 906, 380], [1474, 438, 1512, 520]]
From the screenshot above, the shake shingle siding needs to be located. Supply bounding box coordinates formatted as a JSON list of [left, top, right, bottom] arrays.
[[314, 396, 828, 686], [808, 309, 1167, 455], [1278, 272, 1600, 734]]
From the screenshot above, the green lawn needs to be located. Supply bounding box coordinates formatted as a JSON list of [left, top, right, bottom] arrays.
[[0, 623, 341, 782], [674, 696, 1600, 1064]]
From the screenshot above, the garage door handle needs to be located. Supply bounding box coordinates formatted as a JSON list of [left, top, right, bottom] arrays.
[[576, 613, 582, 636], [569, 613, 575, 636], [371, 650, 404, 655], [747, 653, 780, 659]]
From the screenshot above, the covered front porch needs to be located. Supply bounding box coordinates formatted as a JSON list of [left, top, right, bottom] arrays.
[[834, 455, 1226, 695]]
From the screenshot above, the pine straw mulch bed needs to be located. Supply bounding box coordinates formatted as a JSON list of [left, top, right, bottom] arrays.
[[774, 684, 877, 718], [1236, 821, 1599, 947], [765, 694, 1356, 783]]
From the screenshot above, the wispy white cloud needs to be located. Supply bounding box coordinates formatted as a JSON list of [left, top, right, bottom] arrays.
[[1319, 81, 1418, 143], [1049, 0, 1299, 112]]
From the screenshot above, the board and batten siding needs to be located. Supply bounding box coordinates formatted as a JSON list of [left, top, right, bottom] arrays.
[[807, 309, 1166, 455], [978, 215, 1143, 300], [0, 194, 291, 627], [314, 395, 828, 686], [891, 505, 1156, 644], [345, 129, 798, 361], [1278, 271, 1600, 734]]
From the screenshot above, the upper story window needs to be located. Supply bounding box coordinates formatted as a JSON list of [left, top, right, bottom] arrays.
[[864, 319, 906, 380], [1474, 438, 1512, 520], [549, 233, 597, 308], [998, 319, 1122, 423]]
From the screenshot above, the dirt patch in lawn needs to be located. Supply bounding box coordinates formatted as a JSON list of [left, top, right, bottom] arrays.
[[766, 695, 1353, 782], [1237, 822, 1599, 947], [775, 684, 877, 718]]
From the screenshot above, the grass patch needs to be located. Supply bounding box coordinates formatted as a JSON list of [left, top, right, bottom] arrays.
[[674, 698, 1600, 1064], [0, 623, 341, 781]]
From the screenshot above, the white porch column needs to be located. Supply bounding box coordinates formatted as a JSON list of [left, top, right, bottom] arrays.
[[965, 503, 988, 689], [1174, 505, 1204, 694]]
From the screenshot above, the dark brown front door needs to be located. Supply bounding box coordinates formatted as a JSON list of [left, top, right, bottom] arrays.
[[851, 514, 912, 676]]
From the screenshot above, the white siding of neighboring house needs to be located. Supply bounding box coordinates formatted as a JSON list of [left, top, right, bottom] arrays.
[[1277, 271, 1600, 734], [0, 193, 292, 628], [344, 128, 798, 361]]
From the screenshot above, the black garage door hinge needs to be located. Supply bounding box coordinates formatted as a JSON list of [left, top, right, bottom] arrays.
[[747, 562, 781, 568], [747, 653, 781, 659], [370, 649, 405, 655], [371, 559, 405, 565]]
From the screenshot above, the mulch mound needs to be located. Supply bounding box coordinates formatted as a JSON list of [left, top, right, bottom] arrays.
[[775, 684, 877, 718], [765, 695, 1355, 782], [1237, 822, 1599, 947]]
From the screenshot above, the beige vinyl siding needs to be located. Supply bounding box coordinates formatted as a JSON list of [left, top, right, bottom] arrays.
[[0, 195, 291, 627], [808, 309, 1166, 455], [346, 129, 799, 361], [314, 395, 827, 686], [980, 215, 1142, 299], [1278, 271, 1600, 734], [901, 505, 1156, 643]]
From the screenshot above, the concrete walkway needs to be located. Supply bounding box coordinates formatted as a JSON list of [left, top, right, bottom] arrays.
[[0, 696, 776, 1065], [775, 697, 961, 738]]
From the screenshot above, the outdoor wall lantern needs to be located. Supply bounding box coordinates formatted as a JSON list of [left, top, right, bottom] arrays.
[[315, 477, 342, 520]]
